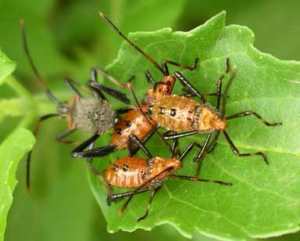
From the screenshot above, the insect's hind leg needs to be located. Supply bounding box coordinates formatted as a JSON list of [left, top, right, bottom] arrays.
[[222, 130, 269, 165], [55, 128, 77, 145], [71, 133, 116, 158], [162, 58, 199, 75], [137, 186, 162, 222], [86, 142, 113, 203], [225, 111, 282, 126]]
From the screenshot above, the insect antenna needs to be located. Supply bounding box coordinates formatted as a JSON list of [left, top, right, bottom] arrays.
[[20, 19, 60, 104], [99, 12, 166, 75], [220, 66, 237, 118]]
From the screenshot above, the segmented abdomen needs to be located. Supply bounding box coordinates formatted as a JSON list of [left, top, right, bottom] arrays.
[[149, 95, 199, 131], [149, 95, 226, 132], [104, 157, 147, 188]]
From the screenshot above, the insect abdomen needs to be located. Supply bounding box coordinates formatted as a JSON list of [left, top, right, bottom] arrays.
[[150, 95, 198, 131], [149, 95, 226, 132], [104, 157, 147, 188]]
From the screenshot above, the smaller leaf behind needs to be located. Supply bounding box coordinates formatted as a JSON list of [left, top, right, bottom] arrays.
[[0, 128, 35, 241]]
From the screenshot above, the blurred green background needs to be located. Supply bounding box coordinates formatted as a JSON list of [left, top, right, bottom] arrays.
[[1, 0, 299, 240]]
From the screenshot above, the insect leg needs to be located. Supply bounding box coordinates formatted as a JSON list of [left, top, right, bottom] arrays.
[[55, 129, 77, 145], [26, 113, 59, 192], [116, 107, 134, 115], [206, 131, 221, 153], [194, 134, 212, 177], [225, 111, 282, 126], [128, 134, 153, 159], [145, 71, 156, 86], [163, 130, 199, 140], [170, 131, 181, 158], [222, 130, 269, 165], [138, 186, 162, 222], [169, 174, 232, 186], [174, 71, 208, 104], [90, 67, 131, 104], [64, 78, 84, 97], [162, 58, 199, 76], [71, 134, 116, 158], [109, 188, 151, 202], [129, 126, 158, 156], [89, 68, 108, 100], [86, 142, 113, 203]]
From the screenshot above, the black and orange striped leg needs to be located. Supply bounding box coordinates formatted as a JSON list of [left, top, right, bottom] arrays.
[[222, 130, 269, 165], [129, 126, 158, 156], [174, 71, 208, 104], [169, 174, 232, 186], [127, 134, 153, 159], [162, 58, 199, 75], [110, 188, 151, 202], [225, 111, 282, 126], [144, 71, 156, 86], [194, 134, 212, 177], [137, 186, 162, 222], [89, 67, 131, 104]]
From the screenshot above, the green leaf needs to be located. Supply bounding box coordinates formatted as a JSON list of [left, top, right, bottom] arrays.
[[88, 11, 300, 241], [0, 128, 35, 241], [0, 48, 16, 85]]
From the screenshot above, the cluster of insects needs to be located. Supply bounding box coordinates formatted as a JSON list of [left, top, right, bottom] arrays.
[[21, 12, 282, 221]]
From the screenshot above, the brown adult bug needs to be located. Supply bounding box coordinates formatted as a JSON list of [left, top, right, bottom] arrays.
[[92, 134, 232, 222], [20, 20, 131, 191]]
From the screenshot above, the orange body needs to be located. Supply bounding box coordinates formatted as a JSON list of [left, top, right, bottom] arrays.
[[104, 156, 181, 188], [143, 75, 175, 105], [111, 106, 156, 149], [149, 95, 226, 132], [111, 76, 175, 149]]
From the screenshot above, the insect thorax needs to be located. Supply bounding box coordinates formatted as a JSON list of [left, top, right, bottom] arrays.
[[70, 97, 117, 133]]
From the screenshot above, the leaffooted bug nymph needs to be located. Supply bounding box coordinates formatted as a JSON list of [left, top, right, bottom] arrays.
[[20, 20, 131, 191], [91, 134, 232, 222], [98, 12, 282, 171]]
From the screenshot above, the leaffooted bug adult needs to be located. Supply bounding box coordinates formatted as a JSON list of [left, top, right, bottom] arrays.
[[90, 134, 232, 222], [20, 20, 131, 191]]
